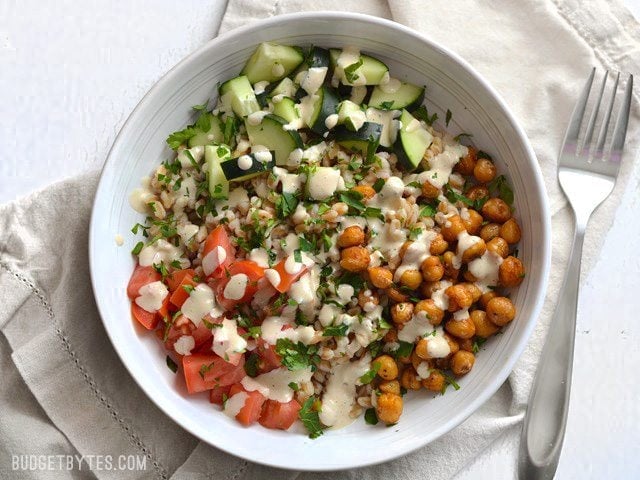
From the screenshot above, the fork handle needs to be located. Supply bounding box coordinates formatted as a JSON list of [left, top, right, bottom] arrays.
[[518, 216, 586, 480]]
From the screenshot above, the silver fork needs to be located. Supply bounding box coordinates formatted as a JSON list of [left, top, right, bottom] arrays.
[[518, 69, 633, 480]]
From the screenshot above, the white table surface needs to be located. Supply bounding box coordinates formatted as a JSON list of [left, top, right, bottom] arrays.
[[2, 1, 639, 478]]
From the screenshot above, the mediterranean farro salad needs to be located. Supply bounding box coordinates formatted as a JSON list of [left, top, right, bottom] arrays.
[[126, 42, 525, 437]]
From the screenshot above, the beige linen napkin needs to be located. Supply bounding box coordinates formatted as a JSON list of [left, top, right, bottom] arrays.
[[1, 1, 639, 479]]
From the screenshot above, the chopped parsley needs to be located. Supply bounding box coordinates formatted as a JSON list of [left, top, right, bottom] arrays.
[[288, 382, 300, 391], [131, 241, 144, 255], [412, 105, 438, 126], [323, 323, 349, 337], [166, 355, 178, 374], [441, 372, 461, 394], [275, 339, 320, 371], [419, 203, 437, 218], [379, 100, 394, 109], [182, 284, 195, 294], [472, 337, 487, 354], [487, 175, 514, 206], [298, 236, 314, 252], [408, 226, 423, 240], [299, 397, 324, 439], [343, 58, 364, 83], [359, 361, 381, 384], [244, 352, 260, 377], [275, 192, 299, 217], [445, 108, 452, 127], [364, 408, 379, 425], [394, 341, 414, 359], [453, 132, 473, 142], [372, 178, 385, 193], [166, 127, 196, 150]]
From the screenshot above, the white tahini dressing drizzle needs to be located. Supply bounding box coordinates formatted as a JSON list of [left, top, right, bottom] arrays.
[[431, 280, 453, 311], [202, 245, 227, 276], [394, 229, 437, 281], [241, 367, 314, 403], [260, 316, 316, 345], [272, 62, 285, 78], [129, 176, 155, 213], [212, 318, 247, 360], [379, 76, 402, 94], [224, 392, 248, 418], [468, 251, 504, 292], [174, 335, 195, 356], [299, 67, 328, 95], [306, 167, 341, 200], [248, 248, 270, 268], [224, 273, 249, 300], [135, 281, 168, 313], [417, 142, 468, 189], [246, 110, 269, 126], [319, 355, 371, 428], [365, 108, 401, 147], [455, 231, 483, 269], [138, 239, 186, 268], [264, 268, 281, 289], [182, 283, 217, 325]]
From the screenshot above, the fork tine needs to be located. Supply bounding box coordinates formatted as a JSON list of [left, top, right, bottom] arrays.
[[594, 71, 620, 155], [609, 74, 633, 161], [563, 68, 595, 148], [582, 71, 608, 153]]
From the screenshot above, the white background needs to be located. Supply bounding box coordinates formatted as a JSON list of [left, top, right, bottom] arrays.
[[1, 1, 639, 478]]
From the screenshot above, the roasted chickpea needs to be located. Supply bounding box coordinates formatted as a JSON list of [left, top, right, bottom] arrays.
[[444, 333, 460, 355], [415, 338, 430, 360], [414, 299, 444, 326], [486, 297, 516, 326], [429, 234, 449, 255], [499, 256, 525, 287], [458, 338, 474, 352], [445, 316, 476, 339], [368, 266, 393, 289], [386, 286, 409, 303], [481, 198, 512, 223], [442, 251, 460, 281], [400, 367, 422, 390], [375, 355, 399, 380], [421, 256, 444, 282], [463, 270, 478, 282], [422, 370, 446, 392], [462, 209, 483, 235], [455, 146, 477, 176], [479, 291, 497, 309], [376, 393, 403, 424], [445, 284, 473, 312], [352, 184, 376, 200], [461, 238, 486, 263], [451, 350, 475, 376], [337, 225, 365, 248], [400, 269, 423, 290], [473, 158, 497, 183], [340, 246, 370, 272], [500, 218, 522, 244], [486, 236, 509, 258], [465, 185, 490, 203], [480, 223, 501, 242], [391, 302, 414, 324], [440, 214, 466, 242], [399, 241, 413, 260], [422, 181, 440, 199], [410, 350, 425, 372], [384, 328, 398, 343], [462, 283, 482, 303], [379, 380, 401, 395], [358, 290, 379, 310], [470, 309, 499, 337]]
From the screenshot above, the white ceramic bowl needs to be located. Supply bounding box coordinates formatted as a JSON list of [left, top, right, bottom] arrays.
[[90, 12, 550, 471]]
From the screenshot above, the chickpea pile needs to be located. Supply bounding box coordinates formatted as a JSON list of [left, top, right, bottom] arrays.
[[336, 147, 526, 425]]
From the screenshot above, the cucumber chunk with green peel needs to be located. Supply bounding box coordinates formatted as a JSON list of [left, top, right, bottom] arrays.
[[305, 47, 330, 69], [394, 109, 434, 171], [334, 122, 382, 160], [241, 42, 304, 84], [329, 49, 389, 86], [369, 82, 425, 111], [205, 145, 231, 199], [221, 152, 276, 182], [219, 76, 260, 117], [306, 86, 341, 135], [188, 114, 224, 147], [244, 114, 303, 166], [269, 77, 298, 98], [337, 100, 367, 131], [272, 97, 299, 124]]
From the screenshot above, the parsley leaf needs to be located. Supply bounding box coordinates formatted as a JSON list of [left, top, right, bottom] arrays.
[[419, 203, 437, 218], [194, 111, 212, 132], [192, 100, 209, 111], [379, 100, 394, 110], [339, 190, 366, 212], [131, 241, 144, 255], [275, 192, 299, 217], [453, 132, 473, 142], [364, 408, 379, 425], [299, 236, 314, 252], [487, 175, 514, 206], [337, 271, 366, 292], [472, 337, 487, 354], [166, 356, 178, 374], [372, 178, 385, 193], [288, 382, 300, 391], [299, 397, 324, 439], [244, 352, 260, 377], [441, 372, 461, 394], [394, 341, 414, 359], [293, 249, 302, 263], [359, 361, 381, 384], [166, 127, 196, 150], [412, 105, 438, 126], [223, 116, 237, 146], [275, 339, 320, 371], [408, 226, 423, 240], [443, 183, 475, 207], [343, 58, 364, 83], [323, 323, 349, 337], [445, 109, 452, 127]]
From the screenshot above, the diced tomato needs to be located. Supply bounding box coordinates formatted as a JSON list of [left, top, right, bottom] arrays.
[[191, 321, 213, 349], [259, 399, 301, 430], [270, 257, 308, 293], [256, 339, 281, 373], [209, 384, 233, 405], [166, 268, 196, 291], [215, 261, 265, 311], [228, 384, 266, 426], [202, 226, 235, 279], [163, 315, 192, 350], [131, 302, 159, 330], [182, 354, 246, 394], [157, 295, 171, 319], [169, 274, 197, 308], [127, 264, 161, 299]]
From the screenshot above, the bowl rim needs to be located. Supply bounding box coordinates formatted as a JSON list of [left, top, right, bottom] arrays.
[[89, 10, 551, 471]]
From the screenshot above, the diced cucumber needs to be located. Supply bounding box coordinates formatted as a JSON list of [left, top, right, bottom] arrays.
[[244, 114, 303, 166], [306, 47, 330, 69], [272, 97, 299, 123], [334, 122, 382, 160], [306, 86, 340, 135], [205, 145, 231, 199], [337, 100, 366, 131], [369, 81, 425, 111], [221, 152, 275, 182], [241, 42, 304, 84], [219, 76, 260, 117], [305, 166, 342, 201], [188, 114, 224, 147], [269, 77, 298, 98], [329, 49, 389, 86], [394, 109, 434, 171]]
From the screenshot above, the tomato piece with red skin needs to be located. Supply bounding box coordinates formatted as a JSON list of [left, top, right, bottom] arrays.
[[259, 399, 302, 430], [209, 385, 233, 405], [166, 268, 196, 292], [131, 302, 159, 330], [169, 274, 197, 308], [270, 257, 308, 293], [202, 226, 235, 279], [182, 354, 246, 394], [256, 339, 282, 373], [228, 384, 266, 426], [127, 264, 161, 299], [215, 261, 265, 311]]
